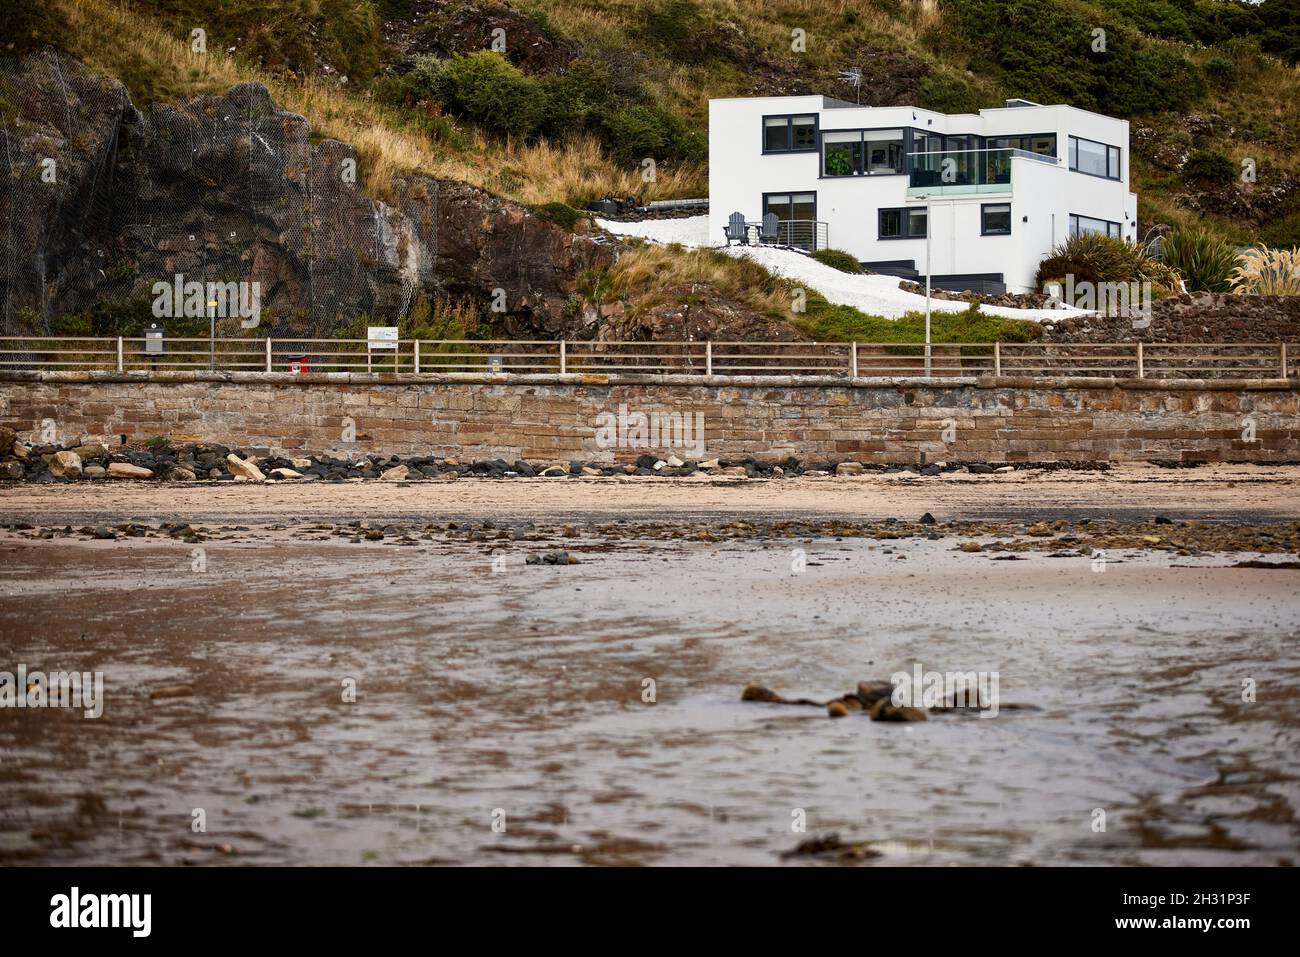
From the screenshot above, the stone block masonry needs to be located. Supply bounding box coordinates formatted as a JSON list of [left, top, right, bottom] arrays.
[[1, 371, 1297, 464]]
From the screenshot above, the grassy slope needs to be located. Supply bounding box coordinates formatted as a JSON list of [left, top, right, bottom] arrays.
[[39, 0, 1300, 242]]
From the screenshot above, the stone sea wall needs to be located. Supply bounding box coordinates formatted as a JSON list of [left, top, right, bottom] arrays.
[[2, 372, 1298, 465]]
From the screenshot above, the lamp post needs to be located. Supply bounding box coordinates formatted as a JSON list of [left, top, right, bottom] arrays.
[[924, 196, 932, 378], [208, 298, 217, 370]]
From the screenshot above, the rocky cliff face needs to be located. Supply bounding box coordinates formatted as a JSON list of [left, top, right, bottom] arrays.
[[0, 49, 617, 337]]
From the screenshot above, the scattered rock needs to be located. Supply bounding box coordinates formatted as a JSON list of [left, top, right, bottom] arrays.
[[958, 541, 983, 552], [870, 700, 927, 722], [379, 464, 409, 481], [225, 454, 265, 481], [0, 426, 15, 454], [742, 685, 783, 703], [49, 451, 82, 478], [526, 551, 579, 565], [269, 468, 302, 480], [781, 834, 882, 862], [107, 462, 153, 479], [835, 461, 865, 476], [827, 700, 850, 718], [919, 512, 936, 525]]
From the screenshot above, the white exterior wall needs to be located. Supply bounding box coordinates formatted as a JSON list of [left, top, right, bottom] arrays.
[[708, 97, 1138, 294]]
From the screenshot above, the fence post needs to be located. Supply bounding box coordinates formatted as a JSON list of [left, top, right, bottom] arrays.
[[116, 336, 123, 372], [265, 338, 272, 373], [414, 340, 420, 374], [559, 340, 566, 375], [1282, 342, 1288, 378], [994, 341, 1001, 377], [851, 341, 858, 378], [706, 341, 713, 377], [1137, 342, 1144, 379]]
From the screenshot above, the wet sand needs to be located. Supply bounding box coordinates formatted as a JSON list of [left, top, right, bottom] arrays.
[[1, 470, 1298, 866], [2, 462, 1299, 525]]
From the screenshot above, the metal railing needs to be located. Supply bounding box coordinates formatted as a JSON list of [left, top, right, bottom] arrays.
[[906, 147, 1057, 195], [0, 337, 1294, 380]]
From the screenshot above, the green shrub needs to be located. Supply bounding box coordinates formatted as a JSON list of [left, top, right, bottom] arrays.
[[533, 202, 586, 231], [1157, 226, 1241, 292], [603, 105, 704, 164], [810, 248, 863, 274], [918, 73, 984, 114], [539, 57, 610, 137], [439, 52, 546, 138], [1182, 149, 1236, 185], [1203, 55, 1240, 87], [1035, 233, 1152, 288]]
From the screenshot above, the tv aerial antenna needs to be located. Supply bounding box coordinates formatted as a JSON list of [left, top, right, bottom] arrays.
[[839, 68, 863, 104]]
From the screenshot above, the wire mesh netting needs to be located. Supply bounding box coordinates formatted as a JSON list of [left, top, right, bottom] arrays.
[[0, 49, 438, 364]]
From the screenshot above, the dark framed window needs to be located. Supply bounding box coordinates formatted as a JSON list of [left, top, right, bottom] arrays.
[[821, 128, 906, 176], [1069, 213, 1122, 239], [981, 203, 1012, 236], [1069, 135, 1121, 179], [763, 191, 817, 222], [763, 114, 818, 153], [879, 206, 927, 240]]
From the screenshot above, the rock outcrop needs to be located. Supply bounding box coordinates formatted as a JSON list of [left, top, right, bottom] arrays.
[[0, 49, 617, 337]]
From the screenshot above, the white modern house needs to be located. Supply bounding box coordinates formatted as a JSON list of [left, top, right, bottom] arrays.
[[708, 95, 1138, 294]]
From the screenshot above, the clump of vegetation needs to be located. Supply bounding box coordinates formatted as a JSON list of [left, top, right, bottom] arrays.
[[5, 3, 70, 54], [1035, 233, 1176, 292], [1230, 245, 1300, 295], [1157, 225, 1241, 292], [1182, 149, 1236, 185], [810, 249, 863, 274], [334, 294, 488, 342], [801, 301, 1044, 344], [533, 201, 587, 231]]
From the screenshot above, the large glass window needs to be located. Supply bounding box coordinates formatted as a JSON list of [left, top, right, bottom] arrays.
[[821, 129, 905, 176], [1069, 135, 1120, 179], [981, 203, 1012, 236], [763, 115, 818, 153], [822, 131, 862, 177], [880, 206, 927, 239], [1069, 213, 1122, 238], [864, 129, 905, 174]]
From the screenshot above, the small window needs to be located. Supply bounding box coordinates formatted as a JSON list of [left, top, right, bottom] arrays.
[[981, 203, 1012, 236], [1069, 213, 1122, 238], [880, 207, 926, 239], [764, 115, 818, 153], [764, 117, 789, 152]]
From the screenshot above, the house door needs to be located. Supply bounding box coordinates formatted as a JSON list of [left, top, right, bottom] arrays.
[[762, 192, 818, 249]]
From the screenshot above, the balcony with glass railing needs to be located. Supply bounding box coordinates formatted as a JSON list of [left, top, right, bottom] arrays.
[[906, 148, 1058, 196]]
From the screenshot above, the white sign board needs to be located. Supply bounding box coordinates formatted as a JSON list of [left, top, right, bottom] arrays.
[[367, 326, 399, 350]]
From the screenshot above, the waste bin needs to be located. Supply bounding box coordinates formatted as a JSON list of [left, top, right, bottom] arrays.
[[288, 354, 309, 374]]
